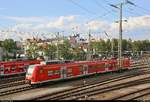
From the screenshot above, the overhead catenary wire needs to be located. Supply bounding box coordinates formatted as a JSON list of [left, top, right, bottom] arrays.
[[67, 0, 97, 15], [92, 0, 117, 16], [125, 1, 150, 15], [126, 8, 142, 16], [135, 4, 150, 14], [66, 0, 115, 23], [92, 0, 113, 12], [85, 11, 112, 24], [66, 0, 115, 37]]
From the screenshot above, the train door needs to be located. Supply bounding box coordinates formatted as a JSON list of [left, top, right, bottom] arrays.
[[83, 65, 88, 75], [11, 64, 16, 73], [0, 65, 4, 75], [61, 66, 67, 79], [105, 63, 109, 72], [23, 63, 29, 72]]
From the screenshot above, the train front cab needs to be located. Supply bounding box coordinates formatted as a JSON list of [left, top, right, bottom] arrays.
[[26, 64, 62, 85], [26, 65, 38, 85]]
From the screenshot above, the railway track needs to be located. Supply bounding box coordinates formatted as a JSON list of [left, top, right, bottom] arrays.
[[0, 73, 25, 79], [0, 76, 25, 85], [134, 92, 150, 100], [62, 74, 150, 100], [0, 85, 34, 96], [71, 78, 150, 100], [111, 87, 150, 100], [0, 59, 147, 85], [0, 60, 147, 87], [0, 59, 150, 98], [0, 80, 26, 89], [30, 68, 150, 100], [0, 63, 148, 97]]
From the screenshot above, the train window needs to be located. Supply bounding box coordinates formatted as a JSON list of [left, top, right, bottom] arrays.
[[94, 65, 99, 69], [78, 65, 83, 72], [79, 67, 84, 72], [67, 68, 72, 73], [23, 66, 28, 69], [0, 65, 4, 71], [54, 70, 60, 75], [48, 71, 53, 76], [83, 65, 88, 72], [98, 65, 104, 68], [12, 67, 16, 71], [26, 65, 35, 76], [67, 73, 73, 77], [89, 65, 97, 69], [105, 64, 111, 68], [19, 66, 23, 69], [5, 68, 9, 71], [113, 64, 116, 67]]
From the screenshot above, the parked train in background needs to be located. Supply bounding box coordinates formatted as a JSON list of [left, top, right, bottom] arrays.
[[0, 59, 73, 77], [26, 58, 130, 85], [0, 60, 41, 77]]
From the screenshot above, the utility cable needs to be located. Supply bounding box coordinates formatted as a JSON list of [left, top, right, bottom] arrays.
[[67, 0, 97, 15]]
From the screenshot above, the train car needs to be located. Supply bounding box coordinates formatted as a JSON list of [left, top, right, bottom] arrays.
[[26, 58, 130, 85], [0, 60, 41, 76]]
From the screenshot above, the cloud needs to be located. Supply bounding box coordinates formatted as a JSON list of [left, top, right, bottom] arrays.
[[85, 20, 110, 31], [0, 15, 150, 41], [124, 15, 150, 30], [0, 16, 51, 23]]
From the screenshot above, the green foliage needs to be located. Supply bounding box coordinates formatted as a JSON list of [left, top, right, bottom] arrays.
[[58, 39, 74, 60], [0, 41, 3, 47], [44, 44, 57, 58], [1, 39, 17, 52], [1, 38, 150, 61], [90, 38, 150, 58]]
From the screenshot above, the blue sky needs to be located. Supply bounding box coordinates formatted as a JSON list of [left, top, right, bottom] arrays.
[[0, 0, 149, 41], [0, 0, 149, 18]]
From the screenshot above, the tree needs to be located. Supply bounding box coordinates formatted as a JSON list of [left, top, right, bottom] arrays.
[[1, 39, 17, 60], [59, 39, 74, 60], [106, 39, 111, 52], [127, 38, 132, 51], [2, 39, 17, 52], [43, 44, 57, 60], [0, 41, 2, 47], [26, 41, 39, 59]]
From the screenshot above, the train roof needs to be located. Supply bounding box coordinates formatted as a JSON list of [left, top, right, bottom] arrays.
[[40, 60, 73, 65]]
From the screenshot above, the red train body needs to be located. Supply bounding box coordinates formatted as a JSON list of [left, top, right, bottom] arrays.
[[26, 58, 130, 85], [0, 60, 41, 76]]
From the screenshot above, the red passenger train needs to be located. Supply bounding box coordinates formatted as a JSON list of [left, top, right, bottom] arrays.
[[0, 60, 41, 77], [25, 58, 130, 85]]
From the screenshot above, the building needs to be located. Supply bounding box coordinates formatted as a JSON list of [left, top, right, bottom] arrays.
[[23, 37, 65, 59]]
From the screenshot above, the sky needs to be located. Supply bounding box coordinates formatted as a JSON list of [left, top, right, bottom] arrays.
[[0, 0, 149, 41]]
